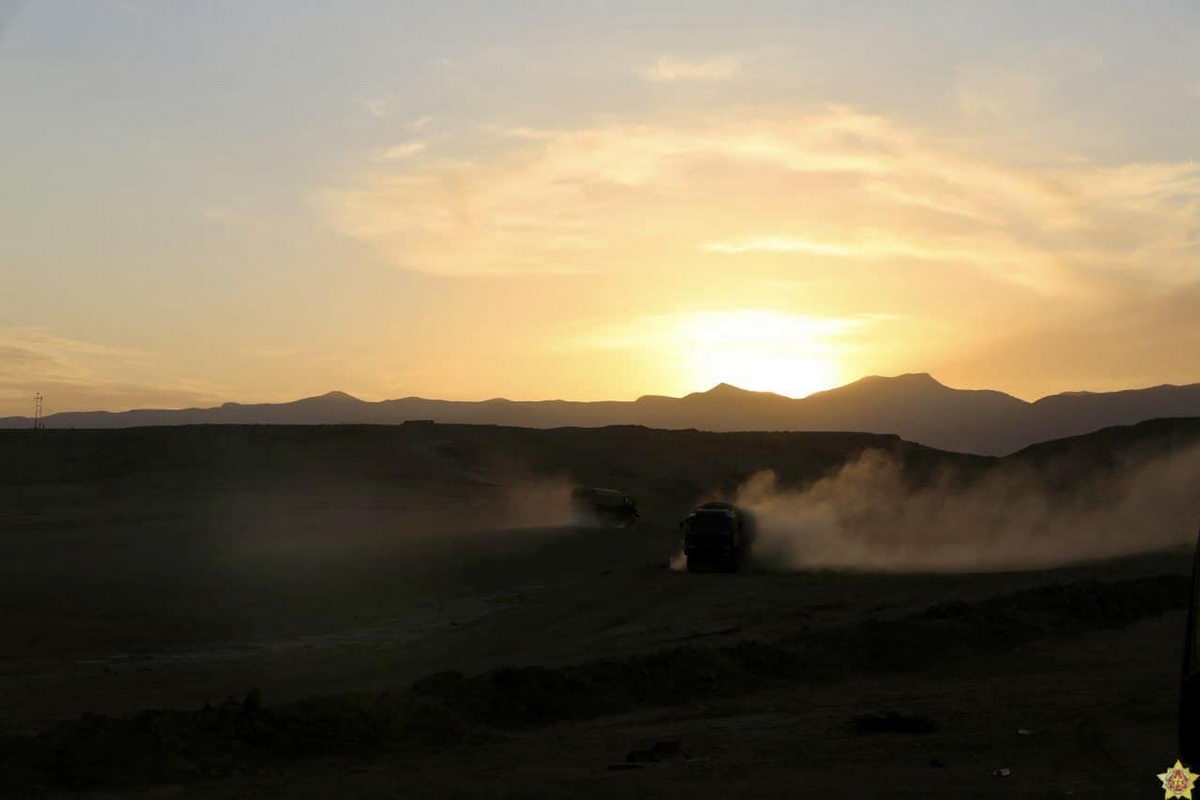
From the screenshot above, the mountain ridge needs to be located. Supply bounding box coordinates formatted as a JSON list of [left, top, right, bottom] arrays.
[[4, 373, 1200, 456]]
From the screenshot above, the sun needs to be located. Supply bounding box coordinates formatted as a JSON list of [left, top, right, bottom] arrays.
[[694, 352, 839, 398], [677, 310, 849, 398]]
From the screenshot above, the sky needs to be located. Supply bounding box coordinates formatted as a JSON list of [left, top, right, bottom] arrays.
[[1, 1, 1199, 416]]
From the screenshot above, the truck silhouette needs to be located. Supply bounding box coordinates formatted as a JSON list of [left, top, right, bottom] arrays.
[[680, 502, 754, 572], [571, 487, 639, 528]]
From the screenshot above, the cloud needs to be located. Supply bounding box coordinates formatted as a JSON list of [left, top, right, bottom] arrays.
[[236, 345, 308, 359], [571, 310, 872, 351], [954, 45, 1102, 121], [356, 97, 432, 129], [636, 54, 743, 82], [0, 328, 140, 361], [357, 96, 394, 119], [0, 379, 223, 419], [377, 141, 426, 160], [952, 44, 1105, 147], [314, 107, 1200, 295], [0, 328, 222, 417], [699, 233, 1031, 266]]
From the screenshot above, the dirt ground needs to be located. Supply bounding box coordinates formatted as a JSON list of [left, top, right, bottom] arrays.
[[5, 532, 1191, 799], [2, 425, 1196, 797], [91, 612, 1182, 800]]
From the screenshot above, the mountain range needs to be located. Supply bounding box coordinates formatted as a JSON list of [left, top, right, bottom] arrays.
[[6, 373, 1200, 455]]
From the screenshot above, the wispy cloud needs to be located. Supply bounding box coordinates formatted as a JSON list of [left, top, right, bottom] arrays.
[[703, 236, 870, 257], [699, 232, 1070, 293], [0, 328, 222, 417], [573, 310, 873, 351], [953, 44, 1103, 125], [357, 95, 394, 119], [0, 328, 142, 361], [314, 107, 1199, 296], [377, 141, 426, 160], [636, 54, 743, 82], [356, 96, 433, 128], [235, 345, 307, 359]]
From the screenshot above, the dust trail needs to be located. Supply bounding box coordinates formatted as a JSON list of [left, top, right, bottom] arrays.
[[196, 475, 579, 638], [494, 477, 576, 529], [737, 444, 1200, 572], [220, 476, 577, 566]]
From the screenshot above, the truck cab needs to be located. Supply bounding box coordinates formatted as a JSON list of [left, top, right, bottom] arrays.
[[681, 502, 753, 572]]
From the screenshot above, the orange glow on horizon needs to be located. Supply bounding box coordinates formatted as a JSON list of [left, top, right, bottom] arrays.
[[679, 310, 850, 398]]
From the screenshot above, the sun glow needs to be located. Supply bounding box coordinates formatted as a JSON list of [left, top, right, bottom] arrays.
[[678, 311, 849, 398]]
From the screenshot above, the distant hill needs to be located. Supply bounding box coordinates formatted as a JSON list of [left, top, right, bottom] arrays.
[[4, 373, 1200, 455]]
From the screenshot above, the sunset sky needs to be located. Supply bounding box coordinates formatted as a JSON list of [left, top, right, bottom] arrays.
[[2, 1, 1199, 416]]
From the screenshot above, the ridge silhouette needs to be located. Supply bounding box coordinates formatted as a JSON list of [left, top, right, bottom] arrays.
[[5, 373, 1200, 456]]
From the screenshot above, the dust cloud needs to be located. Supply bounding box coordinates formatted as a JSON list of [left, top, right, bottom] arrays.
[[495, 477, 578, 529], [190, 475, 579, 638], [219, 477, 577, 567], [738, 445, 1200, 572]]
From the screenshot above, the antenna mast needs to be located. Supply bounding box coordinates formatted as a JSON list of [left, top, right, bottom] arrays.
[[33, 393, 43, 430]]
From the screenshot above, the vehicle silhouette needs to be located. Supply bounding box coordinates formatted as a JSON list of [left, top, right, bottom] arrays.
[[680, 501, 754, 572], [570, 487, 640, 528]]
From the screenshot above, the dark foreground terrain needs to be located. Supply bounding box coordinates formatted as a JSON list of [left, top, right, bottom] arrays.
[[3, 421, 1200, 797]]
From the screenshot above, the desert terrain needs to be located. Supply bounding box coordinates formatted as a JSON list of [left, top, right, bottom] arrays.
[[3, 420, 1200, 797]]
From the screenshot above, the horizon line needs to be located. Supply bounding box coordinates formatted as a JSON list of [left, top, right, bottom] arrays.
[[7, 371, 1200, 420]]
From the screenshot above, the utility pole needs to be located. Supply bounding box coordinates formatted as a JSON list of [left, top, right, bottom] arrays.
[[33, 393, 43, 430]]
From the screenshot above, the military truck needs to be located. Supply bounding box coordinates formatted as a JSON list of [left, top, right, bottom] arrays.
[[571, 487, 640, 528], [680, 502, 754, 572]]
